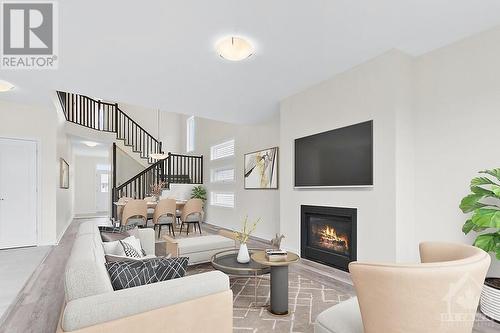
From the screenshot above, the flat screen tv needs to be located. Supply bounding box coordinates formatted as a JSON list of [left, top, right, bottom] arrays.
[[295, 120, 373, 187]]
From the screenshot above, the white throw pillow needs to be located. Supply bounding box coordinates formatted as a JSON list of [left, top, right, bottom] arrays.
[[121, 236, 145, 257], [102, 240, 126, 256]]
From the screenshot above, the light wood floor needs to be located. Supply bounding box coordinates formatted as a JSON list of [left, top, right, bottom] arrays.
[[0, 246, 50, 320], [0, 217, 498, 332]]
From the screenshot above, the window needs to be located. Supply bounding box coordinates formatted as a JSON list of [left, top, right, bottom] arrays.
[[210, 192, 234, 208], [210, 139, 235, 160], [211, 167, 235, 183], [186, 116, 195, 152], [100, 174, 109, 193]]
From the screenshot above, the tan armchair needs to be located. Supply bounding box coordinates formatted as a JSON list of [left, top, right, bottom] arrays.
[[153, 199, 176, 238], [179, 198, 203, 235], [315, 242, 490, 333], [121, 200, 148, 227]]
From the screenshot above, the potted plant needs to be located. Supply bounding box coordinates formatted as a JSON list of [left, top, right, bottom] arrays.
[[191, 185, 207, 221], [460, 168, 500, 322], [191, 185, 207, 202], [236, 216, 261, 263]]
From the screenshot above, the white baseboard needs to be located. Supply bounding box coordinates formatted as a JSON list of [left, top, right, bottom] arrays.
[[56, 216, 74, 245]]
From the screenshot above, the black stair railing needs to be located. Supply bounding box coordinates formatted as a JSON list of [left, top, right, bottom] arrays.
[[113, 152, 203, 218], [115, 152, 203, 198], [57, 91, 162, 164]]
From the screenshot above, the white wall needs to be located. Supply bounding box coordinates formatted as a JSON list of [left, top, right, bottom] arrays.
[[181, 114, 281, 241], [115, 146, 144, 186], [414, 26, 500, 275], [74, 155, 110, 215], [279, 50, 413, 261], [56, 113, 75, 241], [0, 100, 58, 245], [119, 103, 183, 154]]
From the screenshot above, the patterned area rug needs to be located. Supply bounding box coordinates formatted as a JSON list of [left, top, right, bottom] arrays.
[[187, 264, 354, 333]]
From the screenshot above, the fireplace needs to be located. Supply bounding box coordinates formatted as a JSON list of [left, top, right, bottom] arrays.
[[301, 205, 357, 271]]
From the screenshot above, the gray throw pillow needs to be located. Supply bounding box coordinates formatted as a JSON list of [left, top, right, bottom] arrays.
[[101, 231, 129, 242], [105, 257, 189, 290], [100, 226, 140, 242]]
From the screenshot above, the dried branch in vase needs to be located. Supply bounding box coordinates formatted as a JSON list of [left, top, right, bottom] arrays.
[[150, 181, 166, 198], [236, 215, 261, 244]]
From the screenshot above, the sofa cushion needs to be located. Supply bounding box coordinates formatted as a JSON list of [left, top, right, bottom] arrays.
[[102, 240, 126, 256], [105, 257, 189, 290], [177, 235, 235, 255], [120, 236, 145, 258], [65, 233, 114, 302], [315, 297, 363, 333]]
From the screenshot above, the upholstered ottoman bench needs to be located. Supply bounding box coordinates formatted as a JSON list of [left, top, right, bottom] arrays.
[[163, 233, 237, 265]]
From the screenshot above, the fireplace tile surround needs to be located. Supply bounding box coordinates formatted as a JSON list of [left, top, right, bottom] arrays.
[[301, 205, 357, 271]]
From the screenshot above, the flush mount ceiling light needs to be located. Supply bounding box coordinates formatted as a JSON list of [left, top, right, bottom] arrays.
[[83, 141, 99, 147], [0, 80, 15, 92], [216, 36, 254, 61]]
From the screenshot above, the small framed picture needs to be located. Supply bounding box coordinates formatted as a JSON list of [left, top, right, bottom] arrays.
[[60, 158, 69, 189]]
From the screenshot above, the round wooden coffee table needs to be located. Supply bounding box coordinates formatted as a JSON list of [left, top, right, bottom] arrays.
[[251, 251, 300, 315]]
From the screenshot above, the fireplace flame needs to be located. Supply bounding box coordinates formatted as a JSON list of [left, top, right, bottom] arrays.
[[318, 226, 349, 252]]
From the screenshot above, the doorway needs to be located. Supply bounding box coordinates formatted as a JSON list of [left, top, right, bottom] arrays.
[[0, 138, 37, 249], [95, 167, 110, 213]]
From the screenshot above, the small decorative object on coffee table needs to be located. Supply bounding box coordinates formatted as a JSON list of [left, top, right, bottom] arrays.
[[265, 249, 288, 262], [251, 250, 299, 315], [236, 216, 261, 263]]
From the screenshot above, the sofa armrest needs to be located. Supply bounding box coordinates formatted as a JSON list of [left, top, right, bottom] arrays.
[[62, 271, 229, 331], [137, 228, 155, 256]]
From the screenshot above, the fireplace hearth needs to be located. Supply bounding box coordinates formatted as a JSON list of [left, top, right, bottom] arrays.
[[301, 205, 357, 271]]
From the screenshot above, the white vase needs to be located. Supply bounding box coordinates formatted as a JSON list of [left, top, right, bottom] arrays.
[[237, 243, 250, 263]]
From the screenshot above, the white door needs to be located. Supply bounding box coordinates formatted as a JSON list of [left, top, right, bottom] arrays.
[[0, 138, 37, 249], [95, 170, 109, 213]]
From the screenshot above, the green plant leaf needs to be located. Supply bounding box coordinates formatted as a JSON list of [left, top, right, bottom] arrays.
[[470, 186, 494, 196], [462, 219, 475, 234], [473, 233, 497, 252], [492, 185, 500, 197], [471, 177, 497, 186], [496, 243, 500, 260], [472, 225, 489, 233], [480, 169, 500, 181], [459, 194, 487, 213], [471, 208, 500, 228]]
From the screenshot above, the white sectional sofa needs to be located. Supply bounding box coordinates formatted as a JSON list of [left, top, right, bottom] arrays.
[[57, 221, 233, 333]]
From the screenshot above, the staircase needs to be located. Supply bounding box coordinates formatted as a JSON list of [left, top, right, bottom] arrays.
[[56, 91, 203, 218]]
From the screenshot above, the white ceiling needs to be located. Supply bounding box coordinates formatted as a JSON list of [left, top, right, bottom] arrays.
[[2, 0, 500, 123]]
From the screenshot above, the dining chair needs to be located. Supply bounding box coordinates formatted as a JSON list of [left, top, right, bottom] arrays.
[[116, 196, 132, 222], [121, 200, 148, 227], [144, 196, 156, 225], [179, 198, 203, 235], [153, 198, 176, 238]]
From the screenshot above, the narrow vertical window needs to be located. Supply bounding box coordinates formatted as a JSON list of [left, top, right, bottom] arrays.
[[186, 116, 195, 153]]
